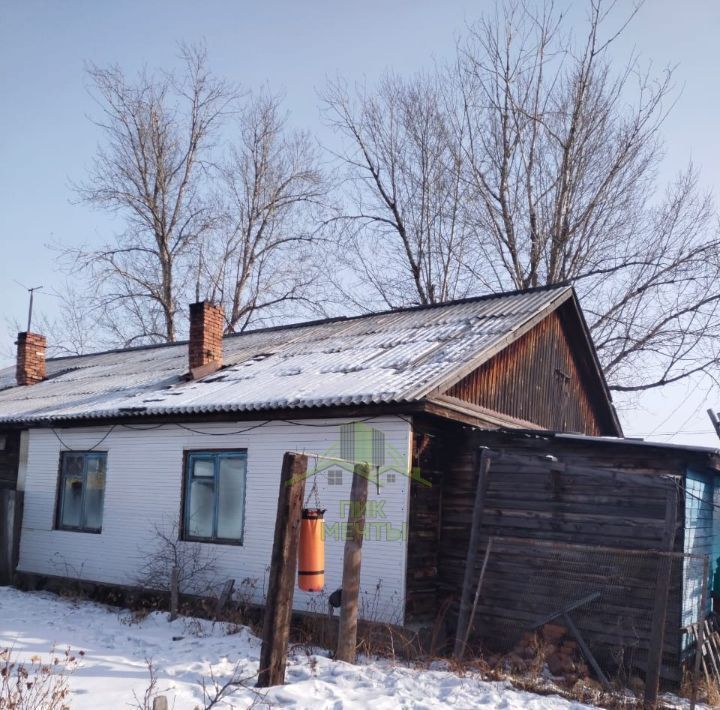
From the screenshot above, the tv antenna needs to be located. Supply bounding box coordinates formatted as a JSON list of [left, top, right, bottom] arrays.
[[14, 281, 43, 332]]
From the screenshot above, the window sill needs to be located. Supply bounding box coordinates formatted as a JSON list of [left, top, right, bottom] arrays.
[[55, 527, 102, 535], [182, 536, 244, 547]]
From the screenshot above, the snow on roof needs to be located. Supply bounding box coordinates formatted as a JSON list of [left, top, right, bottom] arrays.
[[0, 285, 573, 424]]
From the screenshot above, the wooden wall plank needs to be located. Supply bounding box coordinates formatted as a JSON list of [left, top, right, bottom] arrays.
[[405, 420, 445, 623], [425, 426, 692, 683], [445, 309, 610, 435]]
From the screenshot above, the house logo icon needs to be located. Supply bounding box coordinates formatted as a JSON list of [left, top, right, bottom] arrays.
[[290, 421, 430, 486]]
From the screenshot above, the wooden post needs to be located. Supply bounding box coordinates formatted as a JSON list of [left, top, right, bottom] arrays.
[[453, 448, 491, 659], [169, 565, 179, 621], [0, 490, 15, 585], [644, 485, 678, 707], [690, 555, 710, 710], [459, 537, 494, 660], [336, 462, 371, 663], [257, 452, 307, 688], [152, 696, 168, 710], [11, 490, 23, 584]]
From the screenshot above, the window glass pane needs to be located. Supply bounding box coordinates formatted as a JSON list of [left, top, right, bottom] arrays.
[[188, 477, 215, 538], [86, 455, 106, 479], [60, 473, 83, 528], [64, 454, 84, 477], [84, 458, 106, 530], [217, 456, 245, 540], [58, 453, 107, 532], [192, 459, 214, 478]]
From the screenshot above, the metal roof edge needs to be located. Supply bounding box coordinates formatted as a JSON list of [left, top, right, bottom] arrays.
[[553, 431, 720, 456], [488, 429, 720, 459], [416, 286, 574, 399], [0, 397, 423, 427]]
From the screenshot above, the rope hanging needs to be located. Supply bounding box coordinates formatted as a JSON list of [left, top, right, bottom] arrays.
[[304, 454, 321, 509], [299, 453, 325, 592]]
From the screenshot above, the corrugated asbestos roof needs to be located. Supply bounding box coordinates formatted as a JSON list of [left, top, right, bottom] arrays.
[[0, 285, 573, 424]]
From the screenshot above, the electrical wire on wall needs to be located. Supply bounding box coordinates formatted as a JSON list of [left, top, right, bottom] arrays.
[[50, 425, 116, 452], [47, 414, 412, 451]]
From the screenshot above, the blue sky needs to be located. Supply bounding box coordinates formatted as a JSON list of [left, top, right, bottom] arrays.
[[1, 0, 720, 445]]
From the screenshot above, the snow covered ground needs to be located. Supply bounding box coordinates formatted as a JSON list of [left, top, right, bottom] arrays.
[[0, 586, 650, 709]]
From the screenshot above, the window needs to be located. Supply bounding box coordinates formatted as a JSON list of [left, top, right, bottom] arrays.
[[56, 452, 107, 533], [386, 472, 396, 483], [184, 451, 247, 544], [327, 468, 343, 486]]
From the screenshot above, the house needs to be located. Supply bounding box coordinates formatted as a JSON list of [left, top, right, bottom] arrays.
[[0, 284, 714, 683]]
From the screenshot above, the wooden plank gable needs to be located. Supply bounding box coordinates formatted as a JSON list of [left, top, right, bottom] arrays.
[[443, 305, 616, 436]]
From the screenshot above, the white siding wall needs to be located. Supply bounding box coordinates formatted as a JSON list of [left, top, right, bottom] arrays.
[[18, 416, 412, 624]]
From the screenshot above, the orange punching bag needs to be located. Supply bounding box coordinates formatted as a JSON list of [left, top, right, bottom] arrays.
[[298, 508, 325, 592]]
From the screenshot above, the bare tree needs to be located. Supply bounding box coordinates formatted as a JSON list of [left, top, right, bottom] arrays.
[[135, 520, 220, 599], [321, 72, 478, 311], [57, 51, 329, 348], [456, 0, 720, 391], [581, 168, 720, 391], [197, 661, 265, 710], [326, 0, 720, 392], [200, 91, 327, 331], [67, 44, 239, 345], [31, 284, 102, 357], [3, 284, 100, 365]]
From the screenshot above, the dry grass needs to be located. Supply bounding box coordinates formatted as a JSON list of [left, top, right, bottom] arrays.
[[680, 669, 720, 707], [705, 677, 720, 706], [0, 646, 79, 710]]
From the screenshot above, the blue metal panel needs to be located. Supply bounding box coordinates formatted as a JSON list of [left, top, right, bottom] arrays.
[[714, 475, 720, 587], [682, 469, 714, 633]]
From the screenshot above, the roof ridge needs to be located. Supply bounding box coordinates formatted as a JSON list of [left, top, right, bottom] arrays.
[[222, 282, 572, 340], [43, 282, 572, 364], [411, 286, 574, 401]]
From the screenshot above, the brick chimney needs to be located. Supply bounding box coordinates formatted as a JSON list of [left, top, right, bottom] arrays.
[[188, 301, 224, 376], [16, 332, 47, 386]]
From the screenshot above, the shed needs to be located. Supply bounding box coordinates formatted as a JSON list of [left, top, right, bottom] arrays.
[[405, 422, 720, 682]]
